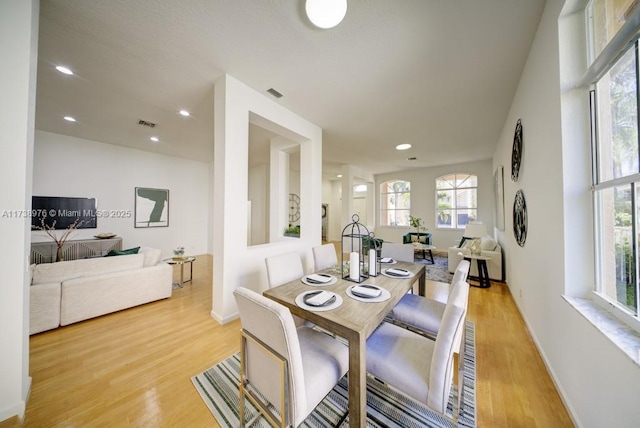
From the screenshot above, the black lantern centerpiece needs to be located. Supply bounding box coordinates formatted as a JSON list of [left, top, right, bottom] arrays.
[[341, 214, 379, 283]]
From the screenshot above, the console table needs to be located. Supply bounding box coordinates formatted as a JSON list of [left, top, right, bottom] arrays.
[[30, 237, 123, 264]]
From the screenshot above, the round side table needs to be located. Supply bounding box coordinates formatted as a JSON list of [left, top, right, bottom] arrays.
[[462, 253, 492, 288], [165, 256, 196, 288]]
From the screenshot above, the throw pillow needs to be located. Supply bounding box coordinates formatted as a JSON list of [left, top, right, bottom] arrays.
[[458, 236, 473, 248], [480, 237, 497, 251], [138, 247, 162, 267], [106, 246, 140, 257]]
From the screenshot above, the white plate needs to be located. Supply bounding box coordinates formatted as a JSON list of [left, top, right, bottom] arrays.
[[295, 290, 343, 312], [346, 285, 391, 303], [381, 268, 416, 279], [301, 274, 338, 286], [379, 258, 398, 265]]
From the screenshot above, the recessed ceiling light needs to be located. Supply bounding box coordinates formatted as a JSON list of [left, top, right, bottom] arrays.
[[56, 66, 73, 75], [179, 110, 190, 117], [395, 144, 412, 151], [337, 174, 343, 178], [150, 137, 159, 142], [63, 116, 76, 122]]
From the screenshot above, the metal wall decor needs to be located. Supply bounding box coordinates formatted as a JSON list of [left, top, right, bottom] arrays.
[[513, 190, 527, 247], [511, 118, 523, 182]]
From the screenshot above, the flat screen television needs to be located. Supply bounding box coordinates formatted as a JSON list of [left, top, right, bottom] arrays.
[[31, 196, 97, 230]]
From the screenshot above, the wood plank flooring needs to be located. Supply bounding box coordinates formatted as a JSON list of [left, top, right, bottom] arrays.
[[1, 254, 573, 427]]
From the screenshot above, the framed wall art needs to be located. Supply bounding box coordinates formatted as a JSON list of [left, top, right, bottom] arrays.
[[135, 187, 169, 228], [494, 165, 505, 231]]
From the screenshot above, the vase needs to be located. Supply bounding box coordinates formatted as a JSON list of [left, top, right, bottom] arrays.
[[56, 246, 64, 262]]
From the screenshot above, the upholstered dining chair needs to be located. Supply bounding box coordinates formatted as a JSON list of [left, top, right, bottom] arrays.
[[389, 279, 470, 355], [265, 252, 305, 288], [234, 287, 349, 427], [312, 243, 338, 271], [366, 302, 466, 420], [380, 242, 414, 263], [429, 259, 470, 304]]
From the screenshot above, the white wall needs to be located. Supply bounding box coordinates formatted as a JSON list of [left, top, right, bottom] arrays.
[[375, 159, 494, 250], [494, 1, 640, 426], [0, 0, 38, 421], [32, 131, 210, 258], [212, 75, 322, 323]]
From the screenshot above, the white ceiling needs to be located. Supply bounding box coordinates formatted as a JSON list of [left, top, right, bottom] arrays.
[[35, 0, 546, 179]]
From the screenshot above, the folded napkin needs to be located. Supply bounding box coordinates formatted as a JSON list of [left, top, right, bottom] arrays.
[[386, 268, 410, 276], [352, 285, 381, 298], [380, 257, 394, 263], [305, 291, 335, 306], [306, 273, 332, 283]]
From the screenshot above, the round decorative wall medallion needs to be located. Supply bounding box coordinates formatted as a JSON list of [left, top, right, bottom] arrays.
[[289, 193, 300, 222], [511, 119, 523, 182], [513, 190, 527, 247]]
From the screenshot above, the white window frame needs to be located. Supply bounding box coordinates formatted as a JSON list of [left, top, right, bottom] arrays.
[[379, 179, 410, 227], [435, 173, 478, 230]]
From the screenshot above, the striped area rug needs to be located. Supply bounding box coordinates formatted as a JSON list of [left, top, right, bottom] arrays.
[[192, 321, 476, 427]]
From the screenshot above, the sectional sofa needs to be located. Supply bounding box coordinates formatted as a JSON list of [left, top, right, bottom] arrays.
[[29, 246, 172, 334]]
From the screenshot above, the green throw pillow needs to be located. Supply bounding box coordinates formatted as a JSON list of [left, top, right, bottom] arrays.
[[106, 246, 140, 257]]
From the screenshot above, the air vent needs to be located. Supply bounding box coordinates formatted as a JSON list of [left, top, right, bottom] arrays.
[[267, 88, 283, 98], [138, 119, 156, 128], [407, 157, 417, 161]]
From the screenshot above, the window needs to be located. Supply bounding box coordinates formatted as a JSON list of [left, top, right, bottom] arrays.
[[588, 0, 640, 322], [436, 174, 477, 229], [380, 180, 410, 227]]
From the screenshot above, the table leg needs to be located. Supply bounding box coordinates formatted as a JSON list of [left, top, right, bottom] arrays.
[[478, 259, 490, 288], [428, 249, 434, 264], [179, 263, 184, 287], [347, 333, 366, 427]]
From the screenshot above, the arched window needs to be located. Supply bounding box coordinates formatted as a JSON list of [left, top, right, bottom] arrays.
[[436, 173, 477, 229], [380, 180, 410, 227]]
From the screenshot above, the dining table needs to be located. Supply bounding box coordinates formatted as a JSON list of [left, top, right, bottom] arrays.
[[262, 260, 426, 428]]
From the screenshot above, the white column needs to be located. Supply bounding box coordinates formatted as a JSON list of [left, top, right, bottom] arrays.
[[0, 0, 39, 421]]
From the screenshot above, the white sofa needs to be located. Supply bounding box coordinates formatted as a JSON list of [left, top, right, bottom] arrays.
[[448, 236, 503, 281], [30, 247, 172, 335]]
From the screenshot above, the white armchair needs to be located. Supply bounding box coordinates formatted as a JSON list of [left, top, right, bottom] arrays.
[[448, 235, 503, 281]]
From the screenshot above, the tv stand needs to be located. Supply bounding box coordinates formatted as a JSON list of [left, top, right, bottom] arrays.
[[30, 237, 123, 264]]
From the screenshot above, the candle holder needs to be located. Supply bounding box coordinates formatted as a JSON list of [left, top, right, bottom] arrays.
[[340, 214, 370, 283]]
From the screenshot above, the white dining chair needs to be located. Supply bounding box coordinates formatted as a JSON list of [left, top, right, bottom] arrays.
[[389, 280, 470, 356], [265, 251, 308, 327], [429, 259, 470, 304], [234, 287, 349, 427], [265, 252, 305, 288], [380, 242, 414, 263], [312, 243, 338, 271], [366, 302, 466, 420]]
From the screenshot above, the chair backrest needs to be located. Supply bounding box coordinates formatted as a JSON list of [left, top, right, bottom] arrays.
[[451, 259, 470, 284], [312, 244, 338, 271], [427, 302, 466, 414], [233, 287, 307, 424], [265, 252, 304, 288], [381, 243, 414, 262]]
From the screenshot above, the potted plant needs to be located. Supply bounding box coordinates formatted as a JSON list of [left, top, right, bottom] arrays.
[[410, 215, 426, 234], [283, 224, 300, 237]]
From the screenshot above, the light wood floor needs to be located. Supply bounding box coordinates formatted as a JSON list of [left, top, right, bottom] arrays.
[[1, 254, 573, 427]]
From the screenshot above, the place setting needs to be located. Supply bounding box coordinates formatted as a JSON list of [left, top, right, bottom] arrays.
[[379, 257, 397, 265], [346, 284, 390, 303], [295, 290, 343, 311], [381, 267, 415, 279], [301, 272, 338, 286]]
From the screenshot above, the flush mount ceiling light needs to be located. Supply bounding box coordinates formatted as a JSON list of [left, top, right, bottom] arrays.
[[306, 0, 347, 29], [395, 144, 412, 151], [56, 65, 73, 75], [150, 136, 159, 142], [63, 116, 76, 122], [179, 110, 190, 117]]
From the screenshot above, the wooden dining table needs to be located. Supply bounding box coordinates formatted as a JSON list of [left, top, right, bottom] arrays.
[[263, 261, 426, 428]]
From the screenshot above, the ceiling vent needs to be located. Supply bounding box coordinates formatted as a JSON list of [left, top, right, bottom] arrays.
[[267, 88, 283, 98], [407, 157, 417, 161], [138, 119, 156, 128]]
